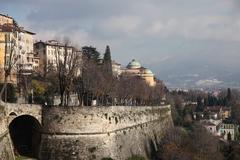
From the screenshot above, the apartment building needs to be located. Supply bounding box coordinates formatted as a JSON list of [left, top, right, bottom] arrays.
[[34, 40, 81, 74], [0, 14, 38, 83], [0, 13, 14, 25]]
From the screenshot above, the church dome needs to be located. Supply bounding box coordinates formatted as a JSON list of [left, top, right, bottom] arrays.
[[143, 68, 154, 75], [127, 59, 141, 69]]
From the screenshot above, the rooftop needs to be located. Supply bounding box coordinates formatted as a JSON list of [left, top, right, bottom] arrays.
[[127, 59, 141, 69], [143, 68, 154, 75], [0, 23, 35, 35], [35, 40, 74, 48], [0, 13, 13, 19], [112, 60, 121, 66]]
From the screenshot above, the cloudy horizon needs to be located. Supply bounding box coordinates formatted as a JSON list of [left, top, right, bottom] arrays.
[[1, 0, 240, 88]]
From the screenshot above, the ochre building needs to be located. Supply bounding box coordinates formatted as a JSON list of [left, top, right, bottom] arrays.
[[122, 59, 156, 87]]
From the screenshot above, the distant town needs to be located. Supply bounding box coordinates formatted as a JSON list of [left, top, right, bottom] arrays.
[[0, 13, 166, 106]]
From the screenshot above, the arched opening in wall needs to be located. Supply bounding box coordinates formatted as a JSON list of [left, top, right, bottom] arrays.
[[227, 132, 232, 141], [9, 112, 17, 116], [9, 115, 41, 158]]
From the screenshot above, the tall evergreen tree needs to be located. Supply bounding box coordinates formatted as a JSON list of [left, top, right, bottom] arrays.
[[104, 45, 111, 61], [227, 88, 231, 101], [103, 45, 112, 75], [226, 88, 232, 107]]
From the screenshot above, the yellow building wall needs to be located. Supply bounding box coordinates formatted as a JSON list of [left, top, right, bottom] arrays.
[[0, 33, 5, 82], [123, 68, 156, 87], [0, 33, 5, 66], [0, 32, 17, 84], [0, 15, 13, 25], [143, 76, 156, 87]]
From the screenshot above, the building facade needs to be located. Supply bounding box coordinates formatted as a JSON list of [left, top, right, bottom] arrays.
[[17, 30, 37, 74], [0, 14, 37, 83], [112, 60, 122, 77], [0, 14, 13, 26], [219, 121, 239, 141], [204, 106, 231, 120], [122, 59, 156, 86], [34, 40, 81, 75], [200, 119, 222, 136]]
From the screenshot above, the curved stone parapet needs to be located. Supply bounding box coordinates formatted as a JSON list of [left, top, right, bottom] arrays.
[[40, 105, 173, 160]]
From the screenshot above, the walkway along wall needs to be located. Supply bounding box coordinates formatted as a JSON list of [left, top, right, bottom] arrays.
[[40, 105, 173, 160]]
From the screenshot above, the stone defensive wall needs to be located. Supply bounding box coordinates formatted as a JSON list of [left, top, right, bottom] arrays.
[[3, 102, 42, 124], [40, 105, 173, 160], [0, 104, 14, 160]]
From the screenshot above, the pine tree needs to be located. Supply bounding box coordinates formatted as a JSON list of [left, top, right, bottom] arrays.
[[82, 46, 100, 63]]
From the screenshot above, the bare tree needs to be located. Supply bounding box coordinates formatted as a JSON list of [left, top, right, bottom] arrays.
[[73, 46, 167, 107], [17, 72, 32, 102], [0, 32, 18, 102], [159, 125, 224, 160], [54, 40, 82, 106]]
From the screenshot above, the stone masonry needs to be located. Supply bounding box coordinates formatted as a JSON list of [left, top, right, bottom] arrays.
[[0, 102, 42, 160], [40, 105, 173, 160], [0, 103, 173, 160]]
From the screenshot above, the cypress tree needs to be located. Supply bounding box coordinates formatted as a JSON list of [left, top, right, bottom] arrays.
[[104, 45, 111, 62], [103, 45, 112, 75], [226, 88, 232, 107], [227, 88, 231, 101]]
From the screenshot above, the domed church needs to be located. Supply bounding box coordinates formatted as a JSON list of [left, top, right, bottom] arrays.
[[123, 59, 156, 87]]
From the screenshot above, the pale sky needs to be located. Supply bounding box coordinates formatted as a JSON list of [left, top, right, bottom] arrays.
[[1, 0, 240, 87]]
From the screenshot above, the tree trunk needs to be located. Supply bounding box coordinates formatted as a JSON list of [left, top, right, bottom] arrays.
[[0, 73, 8, 102]]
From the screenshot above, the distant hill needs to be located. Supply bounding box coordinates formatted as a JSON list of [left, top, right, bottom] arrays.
[[149, 59, 240, 89]]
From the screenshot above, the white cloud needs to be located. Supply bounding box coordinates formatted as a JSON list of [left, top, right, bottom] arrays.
[[2, 0, 240, 87], [100, 16, 142, 35], [145, 15, 240, 42]]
